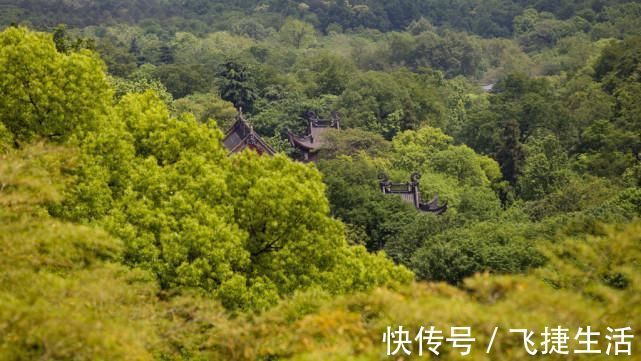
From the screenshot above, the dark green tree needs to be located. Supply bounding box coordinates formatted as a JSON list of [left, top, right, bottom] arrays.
[[158, 44, 175, 64], [218, 60, 258, 113], [495, 118, 525, 187]]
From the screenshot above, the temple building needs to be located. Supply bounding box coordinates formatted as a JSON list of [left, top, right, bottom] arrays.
[[379, 173, 448, 214], [222, 110, 445, 214], [287, 110, 340, 162], [223, 113, 275, 156]]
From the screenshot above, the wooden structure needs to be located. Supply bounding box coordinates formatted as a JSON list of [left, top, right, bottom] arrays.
[[223, 112, 275, 156], [287, 110, 340, 162], [379, 173, 448, 214]]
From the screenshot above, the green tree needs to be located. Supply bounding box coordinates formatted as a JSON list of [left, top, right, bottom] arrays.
[[411, 30, 482, 77], [158, 44, 175, 64], [226, 152, 410, 304], [218, 60, 258, 113], [495, 118, 525, 186], [0, 122, 12, 153], [319, 128, 391, 159], [110, 75, 174, 107], [279, 18, 316, 49], [339, 72, 407, 139], [295, 52, 355, 97], [578, 119, 638, 177], [0, 145, 160, 361], [518, 135, 570, 201], [411, 221, 545, 284], [319, 154, 418, 251], [153, 63, 213, 99], [174, 92, 238, 128], [52, 24, 95, 54], [391, 126, 453, 171], [0, 27, 111, 143]]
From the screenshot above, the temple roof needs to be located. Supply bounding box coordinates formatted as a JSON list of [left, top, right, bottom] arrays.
[[287, 126, 331, 151], [223, 114, 275, 156], [419, 194, 448, 214], [379, 173, 448, 214], [287, 110, 340, 152]]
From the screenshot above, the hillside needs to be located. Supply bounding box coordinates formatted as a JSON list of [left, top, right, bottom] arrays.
[[1, 1, 640, 359]]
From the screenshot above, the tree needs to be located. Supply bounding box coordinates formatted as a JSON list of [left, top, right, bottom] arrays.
[[0, 122, 12, 152], [0, 145, 160, 361], [406, 16, 435, 35], [52, 24, 95, 53], [339, 72, 407, 139], [577, 119, 638, 177], [594, 36, 641, 92], [231, 18, 273, 40], [495, 118, 525, 186], [52, 24, 70, 53], [158, 44, 175, 64], [154, 63, 213, 99], [110, 76, 174, 107], [0, 27, 111, 143], [174, 92, 237, 128], [295, 52, 355, 97], [427, 145, 493, 187], [319, 154, 419, 251], [391, 126, 453, 171], [517, 135, 570, 201], [128, 37, 145, 65], [279, 18, 316, 49], [319, 128, 391, 159], [411, 30, 482, 77], [225, 152, 410, 304], [388, 126, 503, 220], [95, 37, 138, 77], [217, 60, 258, 112], [410, 221, 545, 284], [463, 74, 566, 190]]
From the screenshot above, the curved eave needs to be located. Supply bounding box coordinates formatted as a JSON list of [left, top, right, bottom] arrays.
[[287, 132, 318, 151], [419, 201, 448, 214]]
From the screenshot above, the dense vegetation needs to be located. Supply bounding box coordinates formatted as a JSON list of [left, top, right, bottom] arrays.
[[1, 0, 640, 359]]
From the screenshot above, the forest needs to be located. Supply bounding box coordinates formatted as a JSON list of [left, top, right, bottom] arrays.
[[0, 0, 640, 359]]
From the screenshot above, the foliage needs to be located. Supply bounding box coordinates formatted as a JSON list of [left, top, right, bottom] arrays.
[[0, 122, 12, 153], [0, 28, 408, 312], [2, 144, 640, 359], [338, 70, 446, 139], [517, 135, 570, 200], [56, 90, 405, 310], [212, 223, 641, 360], [294, 52, 355, 97], [319, 128, 391, 159], [218, 60, 258, 112], [410, 221, 545, 284], [0, 27, 111, 143], [279, 18, 316, 49], [111, 75, 174, 107], [0, 145, 158, 360], [173, 92, 238, 128], [1, 5, 641, 360]]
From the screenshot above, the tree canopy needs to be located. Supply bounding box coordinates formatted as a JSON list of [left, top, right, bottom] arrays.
[[1, 1, 641, 358]]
